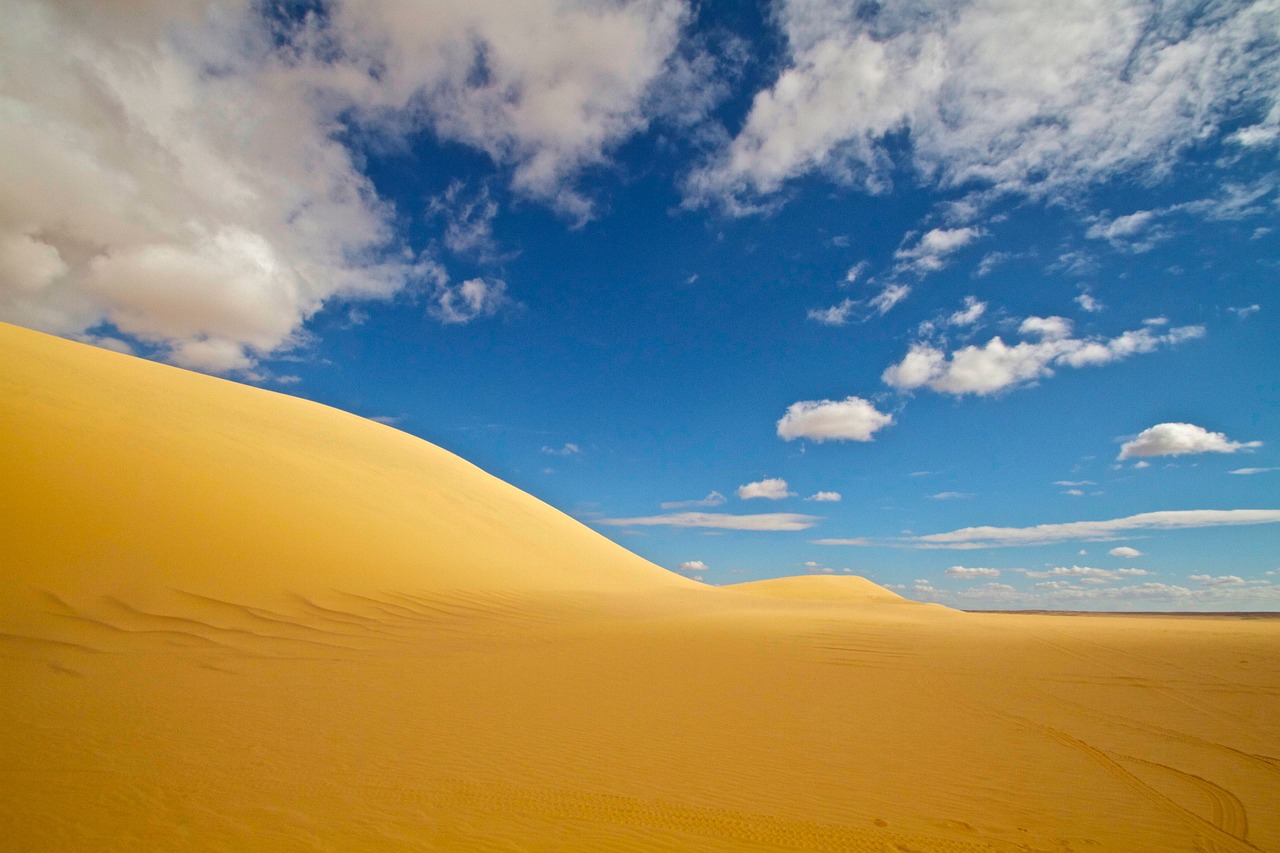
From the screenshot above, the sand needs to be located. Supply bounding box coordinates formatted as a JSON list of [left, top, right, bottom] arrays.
[[2, 321, 1277, 852]]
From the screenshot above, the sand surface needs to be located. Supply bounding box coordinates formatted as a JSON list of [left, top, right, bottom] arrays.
[[2, 322, 1278, 852]]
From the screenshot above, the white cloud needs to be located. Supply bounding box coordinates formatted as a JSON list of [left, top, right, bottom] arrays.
[[930, 491, 973, 501], [806, 491, 842, 502], [1229, 467, 1278, 475], [883, 319, 1204, 397], [811, 537, 873, 546], [737, 477, 795, 500], [945, 566, 1001, 579], [844, 260, 869, 283], [1118, 423, 1262, 459], [1023, 566, 1152, 581], [869, 282, 911, 315], [894, 227, 983, 274], [1085, 209, 1167, 252], [687, 0, 1280, 215], [776, 396, 894, 442], [1075, 293, 1102, 313], [0, 0, 688, 371], [1189, 574, 1245, 586], [1055, 480, 1096, 487], [431, 277, 511, 324], [910, 509, 1280, 549], [677, 560, 709, 573], [947, 296, 986, 326], [541, 443, 581, 456], [598, 511, 819, 531], [1109, 546, 1143, 558], [1229, 304, 1261, 319], [807, 298, 857, 326], [429, 181, 500, 259], [661, 491, 727, 510]]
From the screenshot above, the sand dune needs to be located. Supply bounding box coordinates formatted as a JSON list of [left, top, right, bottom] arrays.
[[2, 322, 1278, 852]]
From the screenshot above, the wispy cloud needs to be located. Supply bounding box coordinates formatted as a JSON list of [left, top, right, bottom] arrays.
[[541, 443, 582, 457], [806, 491, 842, 502], [598, 512, 820, 532], [661, 491, 727, 510], [909, 509, 1280, 549]]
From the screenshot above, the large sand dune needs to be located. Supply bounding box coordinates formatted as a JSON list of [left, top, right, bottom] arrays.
[[2, 322, 1277, 852]]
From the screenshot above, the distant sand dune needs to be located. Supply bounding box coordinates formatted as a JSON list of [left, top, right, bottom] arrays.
[[2, 322, 1277, 852]]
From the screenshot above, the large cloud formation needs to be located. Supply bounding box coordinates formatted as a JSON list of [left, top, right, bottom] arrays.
[[0, 0, 688, 372], [688, 0, 1280, 209]]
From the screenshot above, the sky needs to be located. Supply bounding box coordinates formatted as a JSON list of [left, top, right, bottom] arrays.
[[2, 0, 1279, 610]]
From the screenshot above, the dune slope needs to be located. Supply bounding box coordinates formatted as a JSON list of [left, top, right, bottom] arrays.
[[2, 323, 1278, 853]]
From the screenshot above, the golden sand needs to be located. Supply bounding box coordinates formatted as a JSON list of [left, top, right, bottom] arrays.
[[2, 322, 1277, 852]]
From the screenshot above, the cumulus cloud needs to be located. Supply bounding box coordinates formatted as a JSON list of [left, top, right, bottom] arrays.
[[598, 511, 819, 531], [686, 0, 1280, 213], [1075, 293, 1103, 313], [737, 477, 795, 500], [910, 509, 1280, 549], [776, 396, 894, 442], [1119, 423, 1262, 459], [806, 491, 842, 502], [1108, 546, 1143, 558], [945, 566, 1001, 579], [0, 0, 688, 371], [882, 318, 1204, 397], [661, 491, 727, 510], [1085, 210, 1167, 252], [677, 560, 709, 573]]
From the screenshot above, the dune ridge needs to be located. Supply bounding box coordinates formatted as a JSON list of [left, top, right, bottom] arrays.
[[2, 322, 1278, 852]]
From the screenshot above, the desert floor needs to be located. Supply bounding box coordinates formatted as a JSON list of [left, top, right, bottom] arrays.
[[2, 322, 1278, 852]]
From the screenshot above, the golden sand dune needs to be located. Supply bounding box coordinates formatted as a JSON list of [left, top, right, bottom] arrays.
[[2, 322, 1278, 852]]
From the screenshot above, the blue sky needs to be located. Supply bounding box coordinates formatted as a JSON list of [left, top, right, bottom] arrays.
[[3, 0, 1279, 609]]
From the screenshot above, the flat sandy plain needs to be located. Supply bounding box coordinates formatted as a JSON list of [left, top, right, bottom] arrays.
[[2, 322, 1277, 852]]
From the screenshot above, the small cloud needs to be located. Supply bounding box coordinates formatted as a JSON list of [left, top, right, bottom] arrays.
[[368, 415, 405, 426], [777, 397, 894, 443], [431, 277, 512, 324], [869, 283, 910, 315], [1133, 460, 1151, 469], [685, 273, 699, 285], [737, 477, 794, 500], [1055, 480, 1096, 486], [1109, 546, 1143, 558], [929, 491, 973, 500], [806, 491, 842, 502], [542, 443, 582, 457], [661, 491, 727, 510], [677, 560, 709, 573], [808, 299, 858, 326], [1118, 423, 1262, 459], [844, 260, 868, 282], [1189, 574, 1245, 586], [945, 566, 1001, 579], [1229, 467, 1278, 475], [947, 296, 986, 327], [1228, 304, 1261, 318], [1064, 489, 1085, 496], [1075, 293, 1103, 312], [894, 227, 984, 274], [812, 537, 873, 546]]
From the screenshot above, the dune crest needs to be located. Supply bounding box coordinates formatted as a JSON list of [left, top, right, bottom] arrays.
[[726, 574, 913, 604]]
